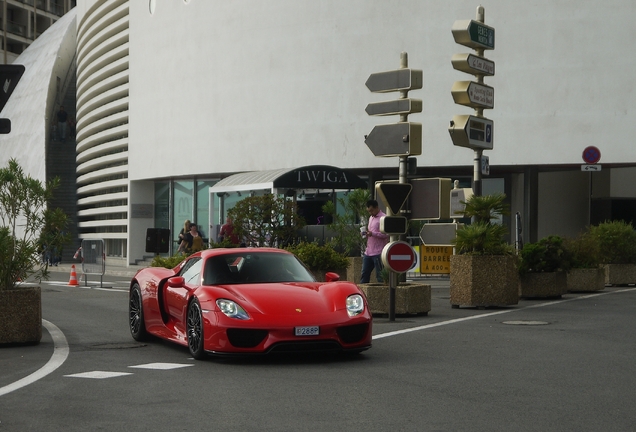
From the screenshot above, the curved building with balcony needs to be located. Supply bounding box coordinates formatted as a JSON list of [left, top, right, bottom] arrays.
[[75, 0, 129, 259]]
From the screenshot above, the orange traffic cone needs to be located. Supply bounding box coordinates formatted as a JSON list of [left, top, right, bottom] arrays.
[[68, 265, 79, 286]]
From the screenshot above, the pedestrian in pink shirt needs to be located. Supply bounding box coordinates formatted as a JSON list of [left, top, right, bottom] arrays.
[[360, 200, 389, 283]]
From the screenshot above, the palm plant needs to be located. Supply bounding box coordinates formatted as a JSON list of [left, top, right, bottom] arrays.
[[452, 193, 513, 255]]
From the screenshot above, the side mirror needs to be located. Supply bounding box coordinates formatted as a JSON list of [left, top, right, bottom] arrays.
[[166, 276, 185, 287], [324, 272, 340, 282]]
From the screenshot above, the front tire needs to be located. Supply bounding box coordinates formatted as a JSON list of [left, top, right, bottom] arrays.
[[129, 284, 148, 341], [187, 299, 206, 360]]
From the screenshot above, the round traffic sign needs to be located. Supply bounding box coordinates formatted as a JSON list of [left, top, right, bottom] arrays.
[[582, 146, 601, 164], [381, 241, 416, 274]]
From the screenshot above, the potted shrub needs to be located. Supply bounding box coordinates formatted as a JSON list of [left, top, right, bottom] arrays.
[[588, 220, 636, 286], [450, 193, 519, 308], [563, 230, 605, 292], [0, 159, 69, 344], [518, 235, 571, 298], [284, 241, 350, 281]]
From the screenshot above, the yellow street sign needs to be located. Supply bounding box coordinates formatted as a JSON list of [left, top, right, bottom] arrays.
[[420, 245, 453, 274]]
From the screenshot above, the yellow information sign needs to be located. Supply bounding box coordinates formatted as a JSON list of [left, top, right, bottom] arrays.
[[420, 246, 453, 274]]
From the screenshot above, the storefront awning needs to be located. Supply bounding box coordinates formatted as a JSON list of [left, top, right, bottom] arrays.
[[208, 165, 367, 194]]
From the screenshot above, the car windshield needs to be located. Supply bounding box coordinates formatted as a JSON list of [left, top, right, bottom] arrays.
[[202, 252, 316, 285]]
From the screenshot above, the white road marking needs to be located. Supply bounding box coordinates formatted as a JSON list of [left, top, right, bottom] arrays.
[[129, 363, 194, 370], [0, 320, 69, 397], [65, 371, 133, 379], [372, 287, 636, 340]]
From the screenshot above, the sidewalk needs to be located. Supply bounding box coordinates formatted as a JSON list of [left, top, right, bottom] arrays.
[[46, 263, 143, 279]]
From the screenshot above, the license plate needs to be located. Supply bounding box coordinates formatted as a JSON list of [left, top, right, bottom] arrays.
[[295, 326, 319, 336]]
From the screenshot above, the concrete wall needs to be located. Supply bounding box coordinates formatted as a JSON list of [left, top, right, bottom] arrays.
[[538, 171, 590, 239], [118, 0, 636, 180], [610, 167, 636, 198], [128, 180, 155, 264]]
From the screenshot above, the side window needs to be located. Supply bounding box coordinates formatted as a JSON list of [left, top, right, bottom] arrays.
[[181, 258, 203, 286]]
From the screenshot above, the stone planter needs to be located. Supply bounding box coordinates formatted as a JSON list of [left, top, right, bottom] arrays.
[[567, 268, 605, 292], [0, 285, 42, 344], [519, 271, 567, 298], [450, 255, 519, 308], [358, 283, 431, 316], [345, 256, 378, 284], [603, 264, 636, 286]]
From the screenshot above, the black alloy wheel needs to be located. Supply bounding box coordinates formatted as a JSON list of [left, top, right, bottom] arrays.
[[187, 299, 206, 359], [129, 284, 148, 341]]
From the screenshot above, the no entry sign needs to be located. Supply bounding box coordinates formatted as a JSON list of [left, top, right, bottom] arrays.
[[381, 241, 416, 273]]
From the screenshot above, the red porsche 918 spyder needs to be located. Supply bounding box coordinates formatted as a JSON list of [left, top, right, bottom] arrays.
[[128, 248, 372, 359]]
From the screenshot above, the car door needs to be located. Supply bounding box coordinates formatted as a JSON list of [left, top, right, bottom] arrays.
[[164, 257, 203, 321]]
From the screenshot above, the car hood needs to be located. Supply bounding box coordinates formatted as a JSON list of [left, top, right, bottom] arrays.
[[215, 282, 352, 316]]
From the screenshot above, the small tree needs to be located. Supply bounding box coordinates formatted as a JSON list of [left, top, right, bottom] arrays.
[[228, 194, 305, 247], [453, 193, 513, 255], [0, 159, 69, 289], [321, 188, 370, 256]]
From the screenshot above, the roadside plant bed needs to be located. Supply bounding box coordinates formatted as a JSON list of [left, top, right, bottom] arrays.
[[519, 271, 567, 299], [563, 230, 604, 292], [0, 285, 42, 344], [518, 236, 570, 299], [450, 193, 519, 308], [588, 221, 636, 286], [567, 268, 606, 293], [603, 264, 636, 287], [450, 255, 519, 308], [358, 282, 431, 316]]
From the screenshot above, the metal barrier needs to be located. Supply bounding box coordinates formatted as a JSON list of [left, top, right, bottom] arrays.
[[81, 239, 105, 287]]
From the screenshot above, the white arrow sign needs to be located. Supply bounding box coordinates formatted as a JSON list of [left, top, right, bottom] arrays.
[[451, 53, 495, 76], [451, 81, 494, 109]]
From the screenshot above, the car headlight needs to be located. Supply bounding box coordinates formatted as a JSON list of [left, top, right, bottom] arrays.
[[216, 299, 250, 320], [346, 294, 365, 317]]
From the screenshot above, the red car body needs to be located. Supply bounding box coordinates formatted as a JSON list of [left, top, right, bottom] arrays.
[[128, 248, 372, 358]]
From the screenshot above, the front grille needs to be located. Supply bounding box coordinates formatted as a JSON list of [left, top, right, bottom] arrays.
[[336, 323, 369, 344], [226, 328, 268, 348]]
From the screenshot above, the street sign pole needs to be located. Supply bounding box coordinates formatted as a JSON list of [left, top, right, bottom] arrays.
[[365, 52, 422, 321], [381, 241, 417, 321], [450, 6, 495, 197]]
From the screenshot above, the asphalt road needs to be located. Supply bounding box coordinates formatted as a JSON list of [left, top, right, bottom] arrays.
[[1, 271, 635, 432]]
